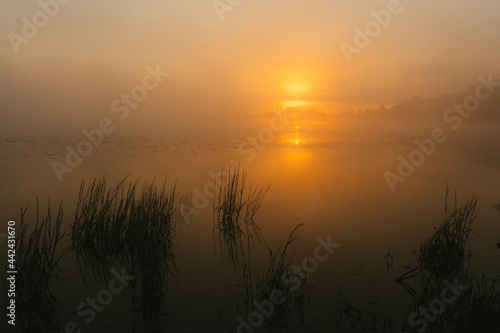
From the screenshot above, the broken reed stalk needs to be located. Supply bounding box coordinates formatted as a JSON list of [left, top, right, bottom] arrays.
[[252, 224, 309, 331]]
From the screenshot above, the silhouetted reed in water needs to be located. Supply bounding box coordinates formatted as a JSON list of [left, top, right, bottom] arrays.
[[417, 196, 476, 282], [3, 201, 64, 332], [333, 191, 499, 333], [71, 175, 178, 333], [251, 224, 310, 332], [71, 176, 137, 285], [210, 169, 310, 332], [128, 180, 177, 333], [223, 225, 310, 333], [395, 193, 500, 333], [212, 168, 268, 269], [335, 288, 394, 333]]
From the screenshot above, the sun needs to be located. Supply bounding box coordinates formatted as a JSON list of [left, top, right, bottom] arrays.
[[282, 82, 311, 109], [285, 83, 310, 93]]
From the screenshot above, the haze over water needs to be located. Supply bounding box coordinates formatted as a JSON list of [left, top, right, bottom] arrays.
[[1, 1, 499, 332]]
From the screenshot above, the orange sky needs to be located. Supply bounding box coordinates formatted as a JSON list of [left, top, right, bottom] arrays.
[[1, 0, 499, 132]]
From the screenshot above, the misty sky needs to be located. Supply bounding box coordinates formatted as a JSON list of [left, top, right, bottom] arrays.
[[1, 0, 499, 133]]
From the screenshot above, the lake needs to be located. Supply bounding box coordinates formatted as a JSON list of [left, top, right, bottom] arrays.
[[1, 123, 499, 332]]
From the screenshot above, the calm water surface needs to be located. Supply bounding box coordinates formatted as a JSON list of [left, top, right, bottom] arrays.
[[1, 125, 499, 332]]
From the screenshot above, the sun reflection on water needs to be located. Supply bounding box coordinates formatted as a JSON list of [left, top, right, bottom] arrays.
[[294, 126, 300, 145], [281, 125, 302, 146]]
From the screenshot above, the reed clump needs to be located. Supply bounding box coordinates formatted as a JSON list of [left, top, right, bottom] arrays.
[[3, 202, 64, 332], [71, 175, 178, 333], [396, 193, 500, 333], [212, 167, 268, 269], [72, 176, 136, 283], [251, 224, 310, 332], [211, 168, 310, 332], [417, 196, 476, 282]]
